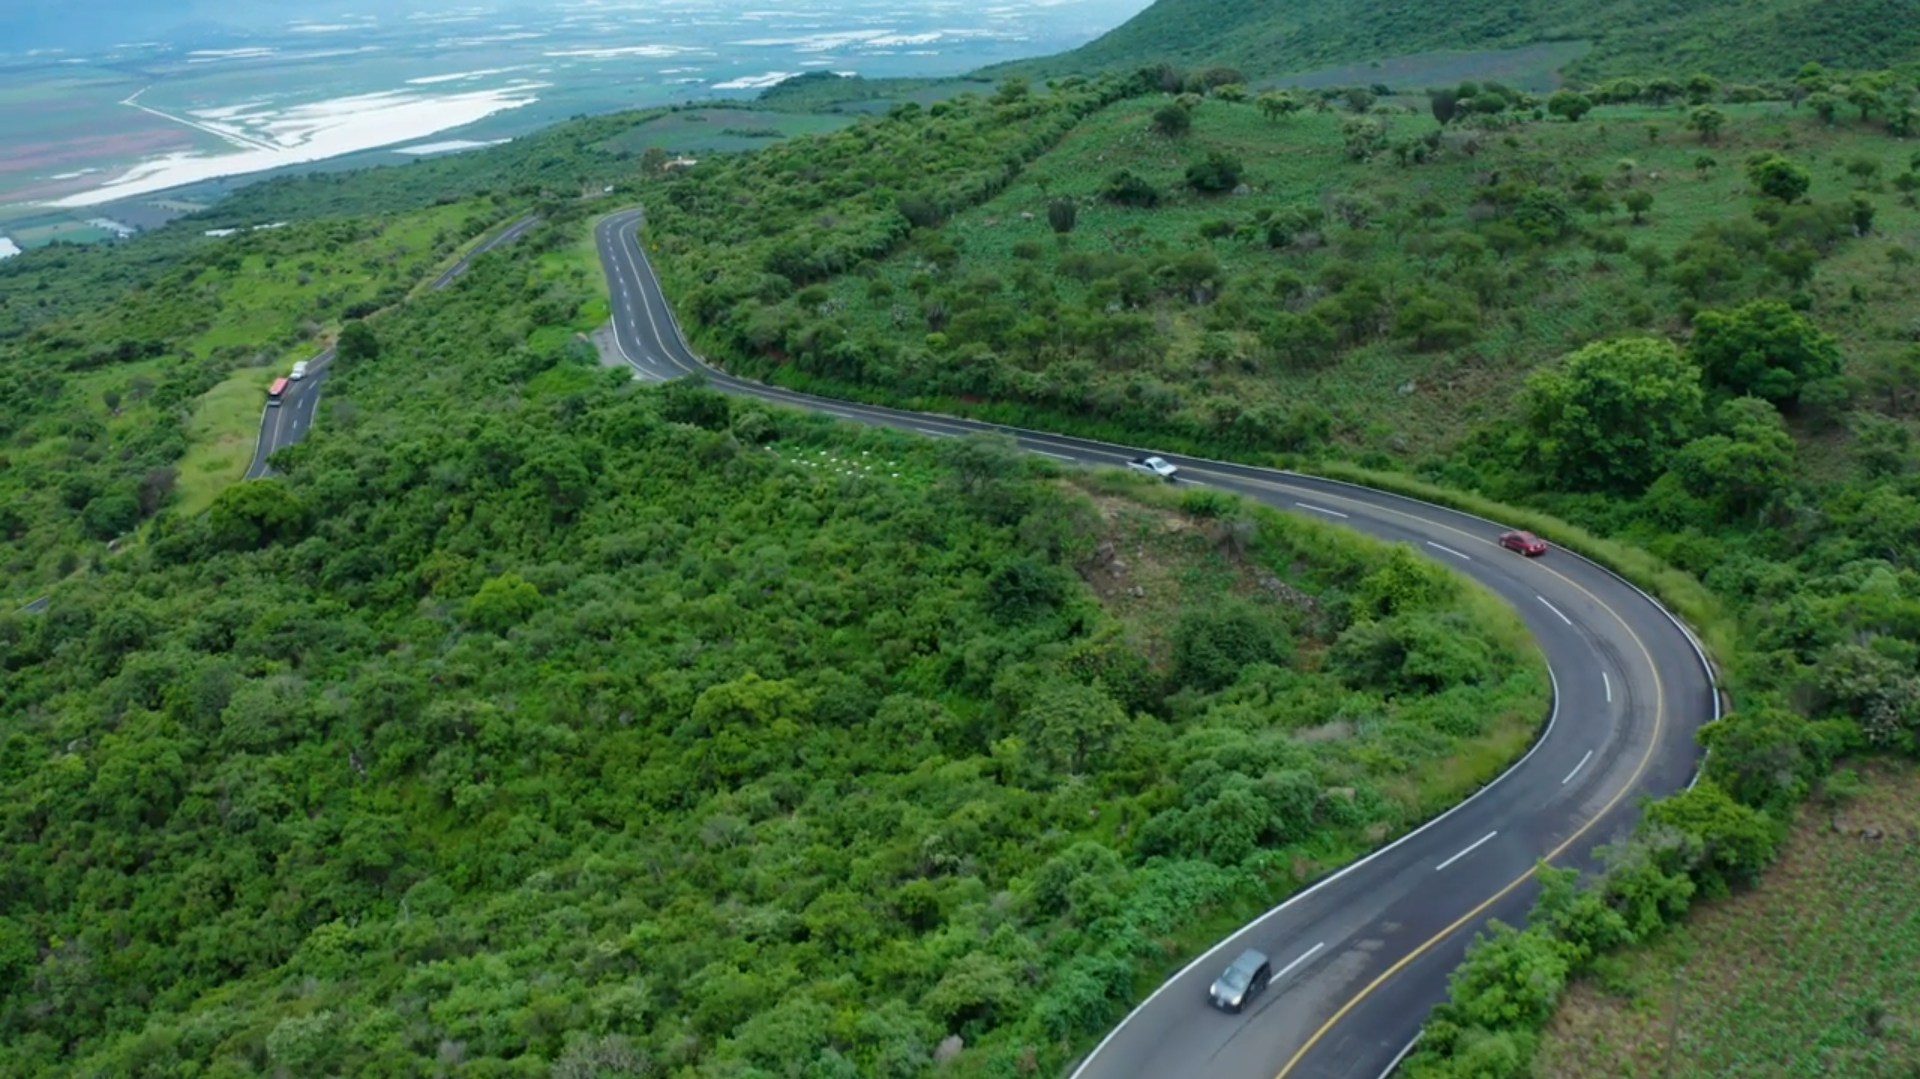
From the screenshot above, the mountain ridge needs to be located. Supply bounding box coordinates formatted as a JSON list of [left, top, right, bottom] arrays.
[[982, 0, 1920, 84]]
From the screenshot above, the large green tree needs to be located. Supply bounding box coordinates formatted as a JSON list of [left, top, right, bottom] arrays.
[[1688, 299, 1843, 403], [1670, 397, 1796, 521], [1747, 154, 1811, 203], [1523, 337, 1706, 492], [335, 319, 380, 363]]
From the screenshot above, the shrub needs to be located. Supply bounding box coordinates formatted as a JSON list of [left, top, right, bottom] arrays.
[[466, 572, 542, 632], [1169, 599, 1291, 693], [1639, 781, 1784, 897], [1186, 151, 1244, 194], [1101, 170, 1162, 208], [1150, 103, 1192, 138]]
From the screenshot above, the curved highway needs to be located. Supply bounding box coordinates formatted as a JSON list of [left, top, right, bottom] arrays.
[[593, 208, 1719, 1079], [245, 214, 540, 479]]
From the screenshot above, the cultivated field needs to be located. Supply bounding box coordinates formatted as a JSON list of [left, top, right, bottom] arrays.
[[595, 107, 855, 155], [1535, 762, 1920, 1079], [0, 67, 214, 203], [1266, 42, 1592, 94]]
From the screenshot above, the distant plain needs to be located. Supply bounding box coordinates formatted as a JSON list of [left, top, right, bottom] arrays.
[[0, 0, 1149, 243]]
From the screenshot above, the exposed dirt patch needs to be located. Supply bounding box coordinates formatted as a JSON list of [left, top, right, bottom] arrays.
[[0, 129, 194, 201], [1067, 484, 1324, 669], [588, 323, 633, 374]]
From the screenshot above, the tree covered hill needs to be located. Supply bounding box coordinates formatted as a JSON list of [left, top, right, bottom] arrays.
[[6, 36, 1920, 1078], [0, 200, 514, 599], [645, 65, 1920, 468], [634, 66, 1920, 1079], [985, 0, 1920, 84], [0, 103, 699, 605], [0, 201, 1547, 1076]]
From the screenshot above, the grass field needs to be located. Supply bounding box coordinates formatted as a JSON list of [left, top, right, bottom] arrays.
[[173, 366, 282, 515], [596, 107, 857, 155], [6, 220, 121, 246], [1535, 761, 1920, 1079], [1265, 42, 1591, 94], [818, 95, 1920, 457], [753, 74, 1003, 114], [540, 221, 614, 330]]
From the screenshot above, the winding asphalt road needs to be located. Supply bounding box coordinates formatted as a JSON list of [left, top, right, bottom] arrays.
[[593, 208, 1719, 1079], [244, 214, 541, 480]]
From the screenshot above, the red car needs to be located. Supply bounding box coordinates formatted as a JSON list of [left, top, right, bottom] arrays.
[[1499, 530, 1548, 557]]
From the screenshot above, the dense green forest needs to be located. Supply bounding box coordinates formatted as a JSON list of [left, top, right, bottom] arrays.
[[0, 192, 1547, 1076], [986, 0, 1920, 84]]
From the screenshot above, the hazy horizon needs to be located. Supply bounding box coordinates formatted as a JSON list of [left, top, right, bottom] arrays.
[[0, 0, 1150, 55], [0, 0, 1152, 224]]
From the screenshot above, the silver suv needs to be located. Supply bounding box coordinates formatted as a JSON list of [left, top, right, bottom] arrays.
[[1209, 948, 1272, 1013]]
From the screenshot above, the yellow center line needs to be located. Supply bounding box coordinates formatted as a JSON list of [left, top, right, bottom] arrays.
[[1169, 467, 1667, 1079]]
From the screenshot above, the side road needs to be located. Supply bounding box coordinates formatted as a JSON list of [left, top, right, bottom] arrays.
[[244, 214, 542, 480]]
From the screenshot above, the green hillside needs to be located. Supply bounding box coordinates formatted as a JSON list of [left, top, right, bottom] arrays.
[[988, 0, 1920, 84], [639, 62, 1920, 1079], [0, 202, 1550, 1075], [0, 201, 509, 600], [6, 23, 1920, 1079]]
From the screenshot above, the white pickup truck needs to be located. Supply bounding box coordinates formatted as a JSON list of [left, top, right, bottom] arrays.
[[1127, 455, 1179, 481]]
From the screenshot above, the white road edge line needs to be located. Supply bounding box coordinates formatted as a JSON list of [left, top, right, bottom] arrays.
[[1061, 662, 1560, 1079], [1275, 941, 1326, 982], [596, 226, 659, 381], [1435, 831, 1498, 872], [1295, 502, 1349, 518], [1537, 595, 1574, 626], [1375, 1034, 1422, 1079], [915, 427, 952, 438], [1031, 450, 1075, 461], [1426, 540, 1471, 561], [1602, 671, 1612, 703], [1562, 749, 1593, 785]]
